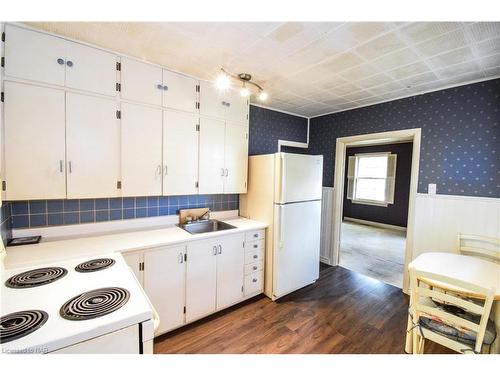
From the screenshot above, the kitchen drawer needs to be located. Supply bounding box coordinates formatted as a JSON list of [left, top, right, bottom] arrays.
[[244, 271, 263, 296], [245, 229, 265, 242], [245, 239, 264, 253], [244, 260, 264, 275], [245, 249, 264, 264]]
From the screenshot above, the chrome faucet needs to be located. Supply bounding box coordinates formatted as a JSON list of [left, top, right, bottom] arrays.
[[197, 209, 211, 221]]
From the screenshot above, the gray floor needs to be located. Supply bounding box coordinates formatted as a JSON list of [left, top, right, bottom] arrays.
[[339, 221, 406, 288]]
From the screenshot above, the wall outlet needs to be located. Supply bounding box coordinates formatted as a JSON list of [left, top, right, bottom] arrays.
[[428, 183, 437, 195]]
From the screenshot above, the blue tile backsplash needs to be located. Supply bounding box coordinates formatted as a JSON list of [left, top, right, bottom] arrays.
[[307, 79, 500, 198], [8, 194, 239, 230]]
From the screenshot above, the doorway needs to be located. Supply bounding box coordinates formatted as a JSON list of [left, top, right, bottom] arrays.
[[338, 142, 412, 288], [327, 129, 421, 293]]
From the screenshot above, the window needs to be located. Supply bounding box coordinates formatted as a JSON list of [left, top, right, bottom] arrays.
[[346, 152, 397, 206]]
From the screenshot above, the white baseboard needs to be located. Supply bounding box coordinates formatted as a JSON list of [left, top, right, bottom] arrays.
[[12, 210, 239, 240], [320, 256, 331, 265], [344, 217, 407, 232]]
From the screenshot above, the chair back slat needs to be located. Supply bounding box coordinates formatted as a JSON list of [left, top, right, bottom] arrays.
[[458, 233, 500, 263], [418, 287, 484, 315]]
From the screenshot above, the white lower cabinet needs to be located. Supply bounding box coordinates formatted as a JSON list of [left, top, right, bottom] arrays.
[[143, 245, 186, 335], [121, 229, 262, 336], [185, 238, 218, 323]]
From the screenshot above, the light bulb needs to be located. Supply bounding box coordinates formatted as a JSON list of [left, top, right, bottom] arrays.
[[216, 73, 230, 90], [258, 91, 268, 101], [240, 85, 250, 97]]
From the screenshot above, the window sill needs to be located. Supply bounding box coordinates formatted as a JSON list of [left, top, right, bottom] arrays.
[[351, 199, 389, 207]]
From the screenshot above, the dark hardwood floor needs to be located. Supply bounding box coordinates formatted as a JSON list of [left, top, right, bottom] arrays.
[[154, 264, 452, 354]]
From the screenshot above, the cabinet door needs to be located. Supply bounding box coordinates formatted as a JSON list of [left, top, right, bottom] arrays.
[[121, 103, 163, 197], [4, 82, 66, 200], [199, 80, 226, 119], [144, 246, 186, 335], [224, 123, 249, 193], [162, 70, 198, 113], [216, 234, 245, 309], [65, 41, 117, 97], [4, 24, 66, 86], [163, 110, 199, 195], [198, 118, 225, 194], [121, 57, 163, 106], [225, 89, 249, 124], [122, 252, 143, 287], [185, 238, 217, 322], [66, 93, 120, 198]]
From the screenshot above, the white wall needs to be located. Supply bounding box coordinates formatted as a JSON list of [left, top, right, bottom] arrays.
[[412, 193, 500, 258]]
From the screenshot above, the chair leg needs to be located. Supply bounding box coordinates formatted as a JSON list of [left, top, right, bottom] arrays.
[[419, 338, 425, 354], [405, 315, 413, 353], [412, 329, 419, 354]]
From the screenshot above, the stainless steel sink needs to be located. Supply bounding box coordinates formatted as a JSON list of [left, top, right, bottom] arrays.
[[178, 219, 236, 235]]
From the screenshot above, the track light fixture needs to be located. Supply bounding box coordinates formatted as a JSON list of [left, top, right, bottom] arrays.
[[215, 68, 268, 101]]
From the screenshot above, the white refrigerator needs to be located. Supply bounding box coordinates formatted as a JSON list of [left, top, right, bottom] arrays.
[[240, 152, 323, 300]]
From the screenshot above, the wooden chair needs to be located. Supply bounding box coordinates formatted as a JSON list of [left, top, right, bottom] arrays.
[[408, 267, 496, 354], [458, 234, 500, 263]]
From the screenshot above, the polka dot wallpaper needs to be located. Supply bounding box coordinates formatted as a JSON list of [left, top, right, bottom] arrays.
[[249, 105, 308, 155], [308, 79, 500, 198]]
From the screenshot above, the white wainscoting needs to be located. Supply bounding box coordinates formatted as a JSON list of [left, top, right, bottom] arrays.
[[320, 187, 334, 264], [412, 193, 500, 259]]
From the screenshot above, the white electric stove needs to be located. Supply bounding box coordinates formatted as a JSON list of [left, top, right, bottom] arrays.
[[0, 253, 157, 354]]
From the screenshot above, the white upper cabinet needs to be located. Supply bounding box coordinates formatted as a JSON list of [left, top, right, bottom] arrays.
[[120, 57, 163, 106], [143, 245, 186, 335], [199, 80, 226, 119], [163, 110, 199, 195], [3, 82, 66, 200], [224, 89, 249, 124], [162, 70, 198, 113], [216, 234, 245, 310], [66, 93, 120, 199], [64, 41, 117, 97], [199, 81, 249, 124], [4, 25, 67, 87], [198, 117, 226, 194], [4, 25, 117, 97], [224, 123, 249, 193], [121, 103, 163, 197]]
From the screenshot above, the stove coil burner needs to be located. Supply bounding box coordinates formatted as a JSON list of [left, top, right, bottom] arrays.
[[0, 310, 48, 343], [60, 287, 130, 321], [75, 258, 116, 273], [5, 267, 68, 289]]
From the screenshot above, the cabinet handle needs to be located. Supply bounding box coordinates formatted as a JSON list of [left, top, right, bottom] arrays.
[[59, 160, 64, 173], [179, 252, 184, 263], [156, 84, 163, 90], [57, 58, 65, 65], [225, 168, 229, 177], [164, 166, 168, 176], [221, 101, 226, 106], [226, 102, 231, 107], [253, 244, 258, 248], [253, 234, 259, 238], [66, 60, 74, 68], [218, 244, 222, 254], [157, 165, 162, 175], [163, 85, 169, 91], [253, 266, 258, 271], [252, 278, 257, 283], [213, 246, 217, 255], [253, 254, 258, 259], [220, 168, 225, 176], [68, 161, 73, 174]]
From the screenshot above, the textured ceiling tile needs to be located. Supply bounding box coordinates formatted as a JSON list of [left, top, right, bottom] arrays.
[[467, 22, 500, 43], [440, 71, 486, 86], [427, 47, 475, 68], [288, 36, 346, 67], [316, 75, 349, 91], [387, 61, 431, 80], [355, 32, 407, 60], [415, 29, 468, 57], [435, 61, 482, 79], [337, 22, 393, 44], [332, 82, 364, 96], [474, 37, 500, 58], [400, 22, 462, 44], [477, 54, 500, 69], [317, 52, 364, 73], [340, 89, 374, 102], [371, 48, 420, 71], [354, 73, 393, 89], [338, 63, 379, 82], [400, 71, 439, 87], [368, 80, 405, 95]]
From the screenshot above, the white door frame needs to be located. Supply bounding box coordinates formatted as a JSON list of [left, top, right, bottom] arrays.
[[329, 128, 421, 293]]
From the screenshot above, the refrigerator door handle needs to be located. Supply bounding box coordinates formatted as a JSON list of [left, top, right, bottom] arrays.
[[277, 153, 286, 204], [278, 205, 285, 250]]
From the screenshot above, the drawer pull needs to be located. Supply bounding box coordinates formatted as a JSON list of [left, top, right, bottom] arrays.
[[253, 234, 258, 238], [253, 244, 258, 248], [253, 254, 258, 259], [252, 278, 257, 283], [253, 266, 258, 270]]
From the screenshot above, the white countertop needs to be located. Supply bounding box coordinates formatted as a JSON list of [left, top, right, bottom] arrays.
[[3, 217, 267, 270]]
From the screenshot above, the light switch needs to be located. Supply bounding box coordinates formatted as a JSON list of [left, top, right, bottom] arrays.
[[428, 183, 436, 195]]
